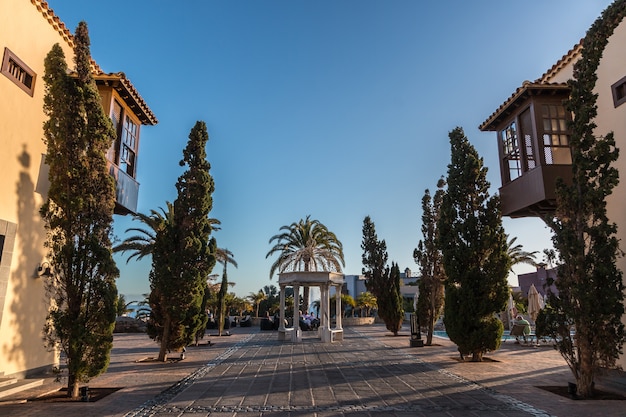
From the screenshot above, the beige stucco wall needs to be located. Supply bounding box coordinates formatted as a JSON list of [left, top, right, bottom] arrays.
[[0, 0, 75, 377], [596, 19, 626, 370], [549, 20, 626, 370]]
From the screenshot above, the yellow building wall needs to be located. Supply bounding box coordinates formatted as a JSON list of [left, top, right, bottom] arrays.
[[0, 0, 75, 377]]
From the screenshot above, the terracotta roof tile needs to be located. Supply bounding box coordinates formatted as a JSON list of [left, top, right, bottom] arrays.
[[479, 40, 582, 132], [537, 40, 583, 83], [94, 72, 158, 125], [31, 0, 157, 125], [479, 82, 570, 131]]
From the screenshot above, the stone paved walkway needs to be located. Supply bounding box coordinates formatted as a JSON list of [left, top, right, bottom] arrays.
[[1, 325, 624, 417]]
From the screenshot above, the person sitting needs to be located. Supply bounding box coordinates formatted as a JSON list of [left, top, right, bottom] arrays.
[[240, 315, 252, 327], [515, 314, 531, 343], [299, 311, 312, 331], [306, 313, 320, 330], [260, 311, 274, 330]]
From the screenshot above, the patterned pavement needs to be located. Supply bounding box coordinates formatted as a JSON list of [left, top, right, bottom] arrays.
[[1, 324, 624, 417]]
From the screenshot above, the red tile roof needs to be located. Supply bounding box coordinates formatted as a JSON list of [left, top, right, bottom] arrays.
[[479, 82, 570, 131], [479, 40, 583, 132], [32, 0, 157, 125]]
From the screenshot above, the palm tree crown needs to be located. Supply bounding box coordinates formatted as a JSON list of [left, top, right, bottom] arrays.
[[266, 215, 345, 278], [113, 202, 221, 264], [113, 202, 175, 262], [507, 236, 538, 272]]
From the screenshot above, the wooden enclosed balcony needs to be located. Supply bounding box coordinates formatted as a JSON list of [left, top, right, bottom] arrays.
[[480, 82, 573, 219], [498, 164, 572, 218]]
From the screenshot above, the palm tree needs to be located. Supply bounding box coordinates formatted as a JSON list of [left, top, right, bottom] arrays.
[[507, 236, 538, 272], [266, 215, 345, 312], [248, 291, 267, 317], [115, 294, 135, 317], [356, 291, 377, 317], [113, 202, 175, 262], [114, 202, 222, 262], [133, 293, 151, 321], [341, 294, 356, 317]]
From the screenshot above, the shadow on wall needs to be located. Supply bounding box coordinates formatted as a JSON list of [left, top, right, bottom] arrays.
[[3, 145, 52, 378]]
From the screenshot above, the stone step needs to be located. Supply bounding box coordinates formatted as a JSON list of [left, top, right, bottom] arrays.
[[0, 378, 17, 388], [0, 378, 44, 399]]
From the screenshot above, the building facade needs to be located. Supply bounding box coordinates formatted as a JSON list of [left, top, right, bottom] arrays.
[[480, 6, 626, 368], [517, 265, 559, 299], [0, 0, 156, 379]]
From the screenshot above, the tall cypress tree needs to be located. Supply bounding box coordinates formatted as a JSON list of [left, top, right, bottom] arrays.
[[438, 127, 510, 361], [41, 22, 119, 398], [414, 178, 446, 346], [361, 216, 388, 293], [361, 216, 403, 335], [537, 1, 626, 399], [148, 121, 217, 361], [381, 262, 404, 336]]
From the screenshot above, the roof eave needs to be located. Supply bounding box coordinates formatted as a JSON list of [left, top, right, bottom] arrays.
[[479, 83, 570, 132], [95, 73, 158, 126], [33, 1, 157, 126]]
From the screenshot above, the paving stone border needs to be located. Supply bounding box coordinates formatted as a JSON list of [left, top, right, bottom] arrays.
[[123, 332, 256, 417]]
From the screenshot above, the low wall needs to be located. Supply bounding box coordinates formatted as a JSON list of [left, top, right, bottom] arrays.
[[341, 317, 375, 326], [239, 317, 375, 327]]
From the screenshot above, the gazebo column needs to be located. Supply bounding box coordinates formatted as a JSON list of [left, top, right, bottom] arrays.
[[335, 284, 343, 331], [292, 283, 302, 342], [320, 283, 332, 342], [278, 284, 288, 340]]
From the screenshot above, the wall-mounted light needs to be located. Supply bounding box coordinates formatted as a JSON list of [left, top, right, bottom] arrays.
[[37, 262, 53, 277]]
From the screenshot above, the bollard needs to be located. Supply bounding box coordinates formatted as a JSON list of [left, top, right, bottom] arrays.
[[80, 385, 89, 402], [409, 313, 424, 347]]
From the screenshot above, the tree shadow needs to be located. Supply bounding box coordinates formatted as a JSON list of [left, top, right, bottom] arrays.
[[2, 145, 52, 376]]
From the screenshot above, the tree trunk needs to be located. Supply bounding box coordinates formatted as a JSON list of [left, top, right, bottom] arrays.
[[426, 328, 433, 346], [471, 352, 483, 362], [577, 337, 595, 398], [218, 299, 225, 336], [158, 316, 171, 362], [302, 287, 310, 313], [67, 372, 79, 398]]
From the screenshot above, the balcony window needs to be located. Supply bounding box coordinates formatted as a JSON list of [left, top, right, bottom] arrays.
[[501, 122, 521, 182], [541, 104, 572, 165], [108, 99, 139, 178], [120, 116, 138, 177]]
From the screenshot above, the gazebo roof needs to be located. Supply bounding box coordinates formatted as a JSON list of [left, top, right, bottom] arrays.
[[278, 271, 344, 286]]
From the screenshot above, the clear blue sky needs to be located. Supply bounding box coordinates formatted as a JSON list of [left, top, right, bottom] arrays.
[[47, 0, 612, 300]]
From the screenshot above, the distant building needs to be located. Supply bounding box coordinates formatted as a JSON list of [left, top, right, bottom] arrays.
[[342, 268, 421, 314], [342, 275, 367, 299], [517, 264, 558, 298], [0, 0, 156, 380]]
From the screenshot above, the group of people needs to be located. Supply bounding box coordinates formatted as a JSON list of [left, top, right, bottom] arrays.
[[299, 311, 320, 331]]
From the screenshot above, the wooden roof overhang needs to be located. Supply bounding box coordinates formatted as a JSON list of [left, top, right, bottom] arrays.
[[95, 73, 158, 126], [32, 1, 157, 126], [479, 82, 570, 132]]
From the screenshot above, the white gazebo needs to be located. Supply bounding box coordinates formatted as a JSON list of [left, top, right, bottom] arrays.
[[277, 271, 344, 343]]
